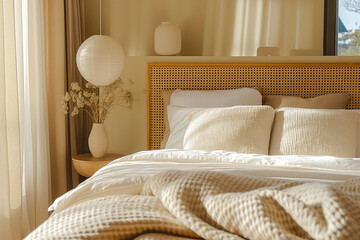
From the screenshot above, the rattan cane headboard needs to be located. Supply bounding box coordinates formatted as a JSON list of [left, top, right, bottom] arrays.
[[147, 62, 360, 150]]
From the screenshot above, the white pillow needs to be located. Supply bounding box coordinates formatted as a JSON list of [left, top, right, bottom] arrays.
[[166, 106, 201, 149], [165, 88, 263, 149], [183, 106, 275, 154], [170, 88, 262, 107], [269, 108, 359, 158]]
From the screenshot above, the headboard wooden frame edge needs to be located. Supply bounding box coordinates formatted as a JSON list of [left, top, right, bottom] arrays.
[[147, 62, 360, 150]]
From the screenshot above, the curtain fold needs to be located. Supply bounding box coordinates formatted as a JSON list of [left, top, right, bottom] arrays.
[[0, 1, 22, 239], [64, 0, 92, 187], [44, 0, 90, 200], [44, 0, 69, 200], [14, 0, 51, 233], [1, 0, 51, 239], [64, 0, 91, 160]]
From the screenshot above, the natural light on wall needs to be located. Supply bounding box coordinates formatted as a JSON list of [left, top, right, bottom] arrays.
[[91, 0, 324, 56]]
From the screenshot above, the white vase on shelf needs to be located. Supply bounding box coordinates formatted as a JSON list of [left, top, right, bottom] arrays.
[[88, 123, 108, 158], [154, 22, 181, 56]]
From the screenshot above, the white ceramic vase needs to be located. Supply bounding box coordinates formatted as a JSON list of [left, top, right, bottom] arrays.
[[154, 22, 181, 56], [88, 123, 109, 158]]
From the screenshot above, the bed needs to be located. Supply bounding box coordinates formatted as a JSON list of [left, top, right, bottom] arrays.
[[26, 63, 360, 240]]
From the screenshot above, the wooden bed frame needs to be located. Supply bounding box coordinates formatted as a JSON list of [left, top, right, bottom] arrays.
[[147, 62, 360, 150]]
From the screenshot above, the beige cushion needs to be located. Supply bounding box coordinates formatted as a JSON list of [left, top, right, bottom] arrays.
[[160, 88, 263, 149], [183, 106, 275, 154], [269, 108, 358, 158], [264, 93, 350, 109], [160, 90, 175, 149]]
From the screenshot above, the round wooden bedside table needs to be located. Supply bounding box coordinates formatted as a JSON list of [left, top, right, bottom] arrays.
[[72, 153, 124, 178]]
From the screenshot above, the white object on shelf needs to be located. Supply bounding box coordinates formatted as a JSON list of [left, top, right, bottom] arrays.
[[88, 123, 109, 158], [154, 22, 181, 56], [76, 35, 125, 86]]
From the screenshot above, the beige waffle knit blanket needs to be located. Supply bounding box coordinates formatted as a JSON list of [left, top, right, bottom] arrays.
[[26, 170, 360, 240]]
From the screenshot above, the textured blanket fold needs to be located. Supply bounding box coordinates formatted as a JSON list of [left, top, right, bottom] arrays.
[[143, 171, 360, 240], [26, 170, 360, 240]]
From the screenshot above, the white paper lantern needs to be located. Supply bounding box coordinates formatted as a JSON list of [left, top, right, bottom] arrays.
[[76, 35, 125, 86], [154, 22, 181, 56]]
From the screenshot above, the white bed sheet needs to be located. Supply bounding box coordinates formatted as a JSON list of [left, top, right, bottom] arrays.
[[50, 149, 360, 214]]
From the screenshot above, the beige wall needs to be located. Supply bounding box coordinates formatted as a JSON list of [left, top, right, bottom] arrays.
[[86, 0, 324, 56], [84, 1, 360, 155]]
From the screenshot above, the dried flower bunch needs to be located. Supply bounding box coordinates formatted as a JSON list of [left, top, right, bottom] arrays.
[[62, 78, 134, 123]]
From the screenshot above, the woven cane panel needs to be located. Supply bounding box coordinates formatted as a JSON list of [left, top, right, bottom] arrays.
[[148, 63, 360, 150]]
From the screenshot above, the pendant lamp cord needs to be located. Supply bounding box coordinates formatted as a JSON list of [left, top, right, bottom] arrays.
[[99, 0, 102, 35]]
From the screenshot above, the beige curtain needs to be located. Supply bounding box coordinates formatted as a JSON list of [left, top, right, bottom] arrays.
[[1, 0, 51, 239], [44, 0, 69, 200], [44, 0, 91, 200], [15, 0, 51, 233], [0, 1, 22, 239], [64, 0, 92, 158]]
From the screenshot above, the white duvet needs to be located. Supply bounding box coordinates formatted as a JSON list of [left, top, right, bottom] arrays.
[[50, 149, 360, 215]]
